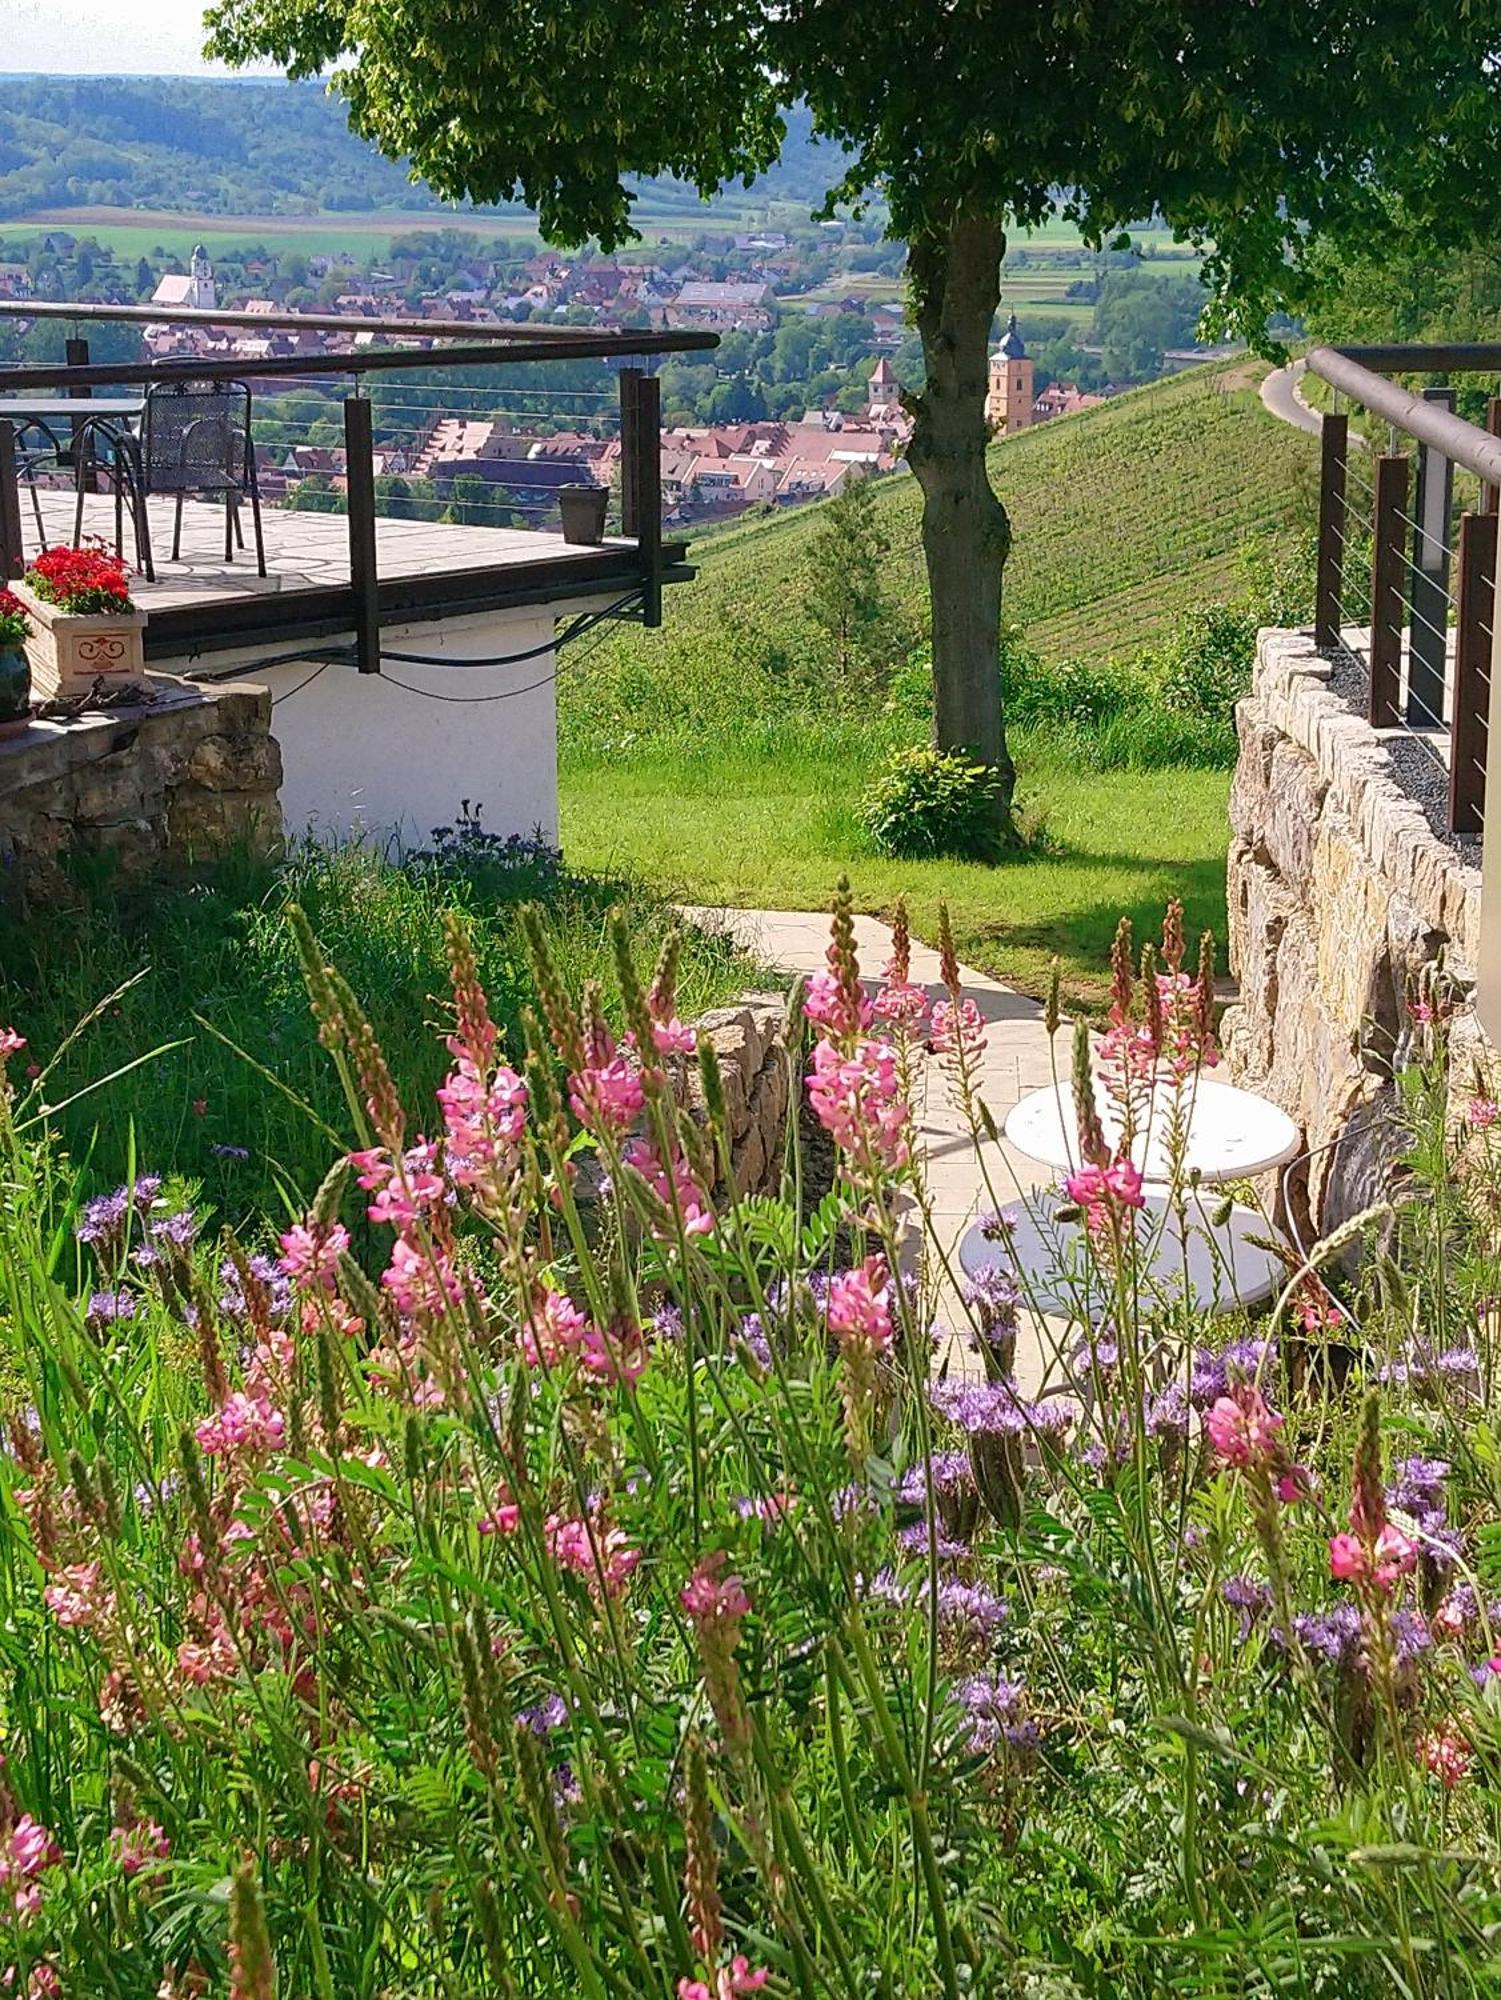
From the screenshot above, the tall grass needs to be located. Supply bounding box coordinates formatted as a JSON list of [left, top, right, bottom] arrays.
[[0, 893, 1497, 1994]]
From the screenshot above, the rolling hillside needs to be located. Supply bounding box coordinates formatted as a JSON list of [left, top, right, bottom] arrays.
[[563, 359, 1319, 757]]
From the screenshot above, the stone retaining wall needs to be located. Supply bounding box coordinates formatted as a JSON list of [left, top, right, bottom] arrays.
[[689, 995, 793, 1196], [1223, 628, 1484, 1237], [0, 673, 282, 898]]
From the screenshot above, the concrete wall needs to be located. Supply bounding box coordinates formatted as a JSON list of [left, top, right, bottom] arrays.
[[181, 604, 560, 852], [1223, 628, 1484, 1237]]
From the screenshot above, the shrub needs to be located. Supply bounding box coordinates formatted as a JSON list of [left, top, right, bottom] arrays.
[[860, 744, 1006, 860]]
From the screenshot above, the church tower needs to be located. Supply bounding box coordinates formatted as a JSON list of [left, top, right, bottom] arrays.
[[984, 314, 1034, 433], [188, 243, 216, 312]]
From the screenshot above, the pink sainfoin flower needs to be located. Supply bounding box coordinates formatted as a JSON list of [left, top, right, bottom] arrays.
[[0, 1029, 23, 1061], [1418, 1725, 1471, 1789], [804, 969, 871, 1041], [1064, 1156, 1145, 1218], [381, 1232, 468, 1320], [622, 1136, 713, 1236], [0, 1815, 61, 1926], [682, 1554, 752, 1752], [827, 1256, 895, 1358], [678, 1961, 770, 2000], [277, 1218, 349, 1290], [545, 1510, 640, 1599], [578, 1316, 648, 1386], [1468, 1095, 1499, 1130], [351, 1141, 447, 1227], [196, 1388, 285, 1460], [111, 1818, 170, 1878], [872, 899, 929, 1032], [931, 994, 986, 1068], [1205, 1385, 1283, 1470], [477, 1488, 521, 1536], [807, 1036, 910, 1177], [521, 1286, 589, 1368], [1329, 1522, 1416, 1590], [437, 1055, 527, 1190], [568, 1009, 645, 1138], [43, 1560, 114, 1629]]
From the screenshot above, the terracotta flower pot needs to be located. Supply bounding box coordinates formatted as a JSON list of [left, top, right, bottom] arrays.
[[559, 484, 610, 546], [12, 579, 147, 704], [0, 642, 30, 740]]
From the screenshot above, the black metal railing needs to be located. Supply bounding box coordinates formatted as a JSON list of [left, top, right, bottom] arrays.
[[0, 300, 715, 669], [1308, 344, 1501, 839]]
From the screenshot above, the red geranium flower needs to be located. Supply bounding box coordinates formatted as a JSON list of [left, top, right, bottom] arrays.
[[24, 543, 135, 616]]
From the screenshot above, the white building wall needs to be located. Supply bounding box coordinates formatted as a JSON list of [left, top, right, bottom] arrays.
[[180, 605, 559, 852]]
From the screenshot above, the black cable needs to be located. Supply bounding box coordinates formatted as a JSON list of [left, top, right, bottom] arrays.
[[377, 589, 642, 667], [271, 663, 330, 708], [378, 666, 561, 703]]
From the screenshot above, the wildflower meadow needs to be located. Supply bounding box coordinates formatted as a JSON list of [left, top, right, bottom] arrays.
[[0, 886, 1498, 1996]]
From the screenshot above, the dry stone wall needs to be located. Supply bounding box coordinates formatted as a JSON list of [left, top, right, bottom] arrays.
[[1223, 629, 1483, 1237], [0, 674, 282, 898], [688, 995, 793, 1197]]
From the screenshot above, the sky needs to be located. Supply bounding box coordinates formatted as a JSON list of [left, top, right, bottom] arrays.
[[6, 0, 282, 75]]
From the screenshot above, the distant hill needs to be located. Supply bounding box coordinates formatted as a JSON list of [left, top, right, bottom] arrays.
[[562, 361, 1320, 752], [0, 77, 842, 226]]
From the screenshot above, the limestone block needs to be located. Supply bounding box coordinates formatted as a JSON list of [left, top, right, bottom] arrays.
[[1262, 738, 1326, 896]]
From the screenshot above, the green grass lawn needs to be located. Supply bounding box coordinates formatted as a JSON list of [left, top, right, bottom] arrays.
[[560, 740, 1231, 1009]]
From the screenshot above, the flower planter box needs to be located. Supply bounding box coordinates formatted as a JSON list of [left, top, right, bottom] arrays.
[[12, 579, 147, 704], [559, 484, 610, 545]]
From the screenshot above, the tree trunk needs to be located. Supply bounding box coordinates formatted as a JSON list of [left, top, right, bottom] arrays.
[[906, 211, 1015, 823]]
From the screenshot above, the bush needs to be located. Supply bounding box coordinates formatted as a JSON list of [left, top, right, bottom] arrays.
[[861, 744, 1006, 860]]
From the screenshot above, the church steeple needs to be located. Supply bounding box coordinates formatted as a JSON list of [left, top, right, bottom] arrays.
[[984, 313, 1034, 433]]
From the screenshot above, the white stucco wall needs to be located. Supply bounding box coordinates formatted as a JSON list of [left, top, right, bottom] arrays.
[[172, 605, 560, 851]]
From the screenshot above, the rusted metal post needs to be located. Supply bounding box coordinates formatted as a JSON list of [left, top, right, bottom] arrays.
[[1369, 452, 1409, 729], [65, 333, 96, 492], [1407, 384, 1455, 729], [618, 367, 641, 538], [1314, 410, 1348, 648], [344, 395, 381, 674], [0, 421, 22, 581], [1450, 509, 1495, 835], [635, 371, 663, 628]]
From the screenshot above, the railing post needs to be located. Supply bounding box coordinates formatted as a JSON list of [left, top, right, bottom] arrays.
[[1450, 509, 1495, 836], [1484, 396, 1501, 516], [635, 371, 663, 628], [0, 421, 22, 581], [344, 395, 381, 674], [618, 367, 641, 538], [1369, 452, 1409, 729], [1314, 410, 1348, 648], [65, 333, 94, 489], [1407, 384, 1455, 729]]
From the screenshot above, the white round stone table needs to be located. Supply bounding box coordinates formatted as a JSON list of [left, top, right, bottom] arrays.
[[1002, 1077, 1302, 1189], [958, 1188, 1284, 1318]]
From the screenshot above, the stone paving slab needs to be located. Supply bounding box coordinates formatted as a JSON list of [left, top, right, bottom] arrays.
[[680, 903, 1063, 1388]]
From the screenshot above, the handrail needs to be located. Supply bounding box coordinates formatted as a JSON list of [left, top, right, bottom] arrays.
[[1306, 344, 1501, 488], [0, 330, 714, 394], [1323, 344, 1501, 373], [0, 296, 708, 349]]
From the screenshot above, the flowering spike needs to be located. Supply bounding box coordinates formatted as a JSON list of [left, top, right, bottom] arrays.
[[519, 905, 585, 1070], [1195, 929, 1217, 1055], [683, 1737, 723, 1965], [1140, 941, 1163, 1054], [327, 968, 405, 1150], [286, 903, 346, 1054], [443, 909, 499, 1072], [938, 902, 961, 1001], [1350, 1389, 1386, 1546], [1162, 897, 1185, 975], [1044, 956, 1062, 1038], [1108, 917, 1134, 1025], [887, 897, 912, 987], [1070, 1020, 1108, 1168], [649, 925, 684, 1024], [609, 911, 657, 1058], [227, 1855, 276, 2000]]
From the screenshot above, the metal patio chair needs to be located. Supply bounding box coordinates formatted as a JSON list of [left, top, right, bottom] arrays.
[[139, 380, 266, 577]]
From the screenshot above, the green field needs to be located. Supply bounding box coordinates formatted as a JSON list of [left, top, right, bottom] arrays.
[[557, 359, 1314, 1000]]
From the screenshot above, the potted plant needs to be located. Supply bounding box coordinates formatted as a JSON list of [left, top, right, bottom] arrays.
[[0, 588, 31, 740], [12, 544, 146, 703], [558, 482, 610, 545]]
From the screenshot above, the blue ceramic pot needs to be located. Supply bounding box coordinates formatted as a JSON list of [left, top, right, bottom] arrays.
[[0, 643, 29, 739]]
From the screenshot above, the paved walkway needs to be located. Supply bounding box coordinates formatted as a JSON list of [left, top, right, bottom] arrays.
[[682, 905, 1062, 1382], [1259, 359, 1322, 437]]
